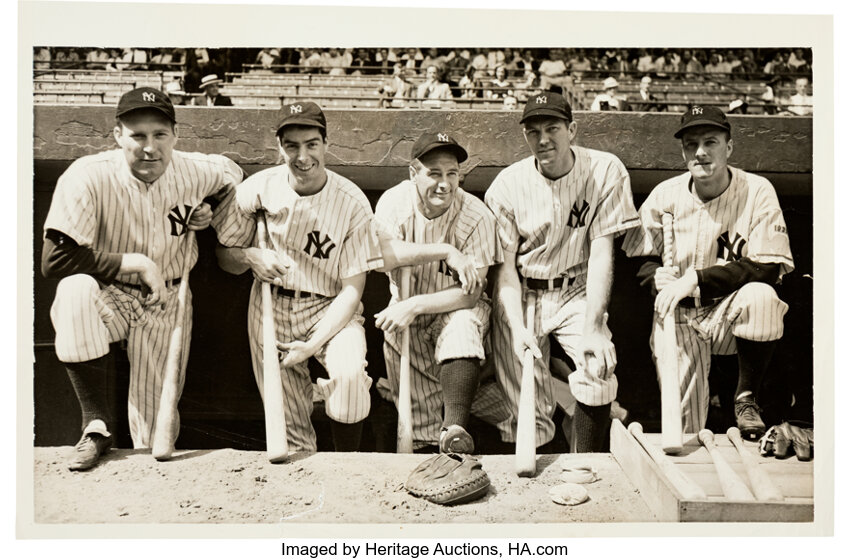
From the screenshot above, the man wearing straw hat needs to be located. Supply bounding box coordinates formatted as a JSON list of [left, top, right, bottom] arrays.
[[193, 74, 233, 107]]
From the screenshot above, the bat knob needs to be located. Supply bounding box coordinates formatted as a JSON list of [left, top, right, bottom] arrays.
[[627, 422, 644, 437], [697, 429, 715, 446]]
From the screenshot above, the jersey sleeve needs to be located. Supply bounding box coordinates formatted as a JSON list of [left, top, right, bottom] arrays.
[[339, 200, 383, 278], [484, 173, 520, 253], [622, 185, 666, 258], [460, 205, 503, 269], [373, 188, 405, 241], [215, 178, 259, 248], [746, 182, 795, 277], [43, 161, 99, 247], [208, 155, 245, 239], [588, 159, 640, 240]]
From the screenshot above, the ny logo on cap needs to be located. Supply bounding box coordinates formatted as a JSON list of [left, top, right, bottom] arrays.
[[437, 133, 449, 142], [290, 104, 302, 114], [536, 95, 547, 104], [692, 107, 703, 115], [142, 92, 156, 103]]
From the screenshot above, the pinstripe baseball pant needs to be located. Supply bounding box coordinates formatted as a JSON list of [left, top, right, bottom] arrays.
[[247, 282, 372, 453], [651, 282, 789, 433], [491, 277, 619, 447], [49, 274, 192, 448]]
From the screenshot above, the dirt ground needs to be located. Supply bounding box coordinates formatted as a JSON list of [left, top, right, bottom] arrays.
[[33, 447, 654, 524]]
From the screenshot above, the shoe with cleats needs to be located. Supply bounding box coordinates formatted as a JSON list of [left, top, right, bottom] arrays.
[[439, 424, 474, 454]]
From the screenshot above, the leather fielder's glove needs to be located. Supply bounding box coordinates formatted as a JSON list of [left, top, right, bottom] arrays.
[[759, 421, 814, 461], [405, 453, 490, 506]]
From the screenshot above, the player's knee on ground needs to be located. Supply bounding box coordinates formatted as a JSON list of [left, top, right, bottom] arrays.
[[322, 355, 371, 423], [732, 282, 787, 341]]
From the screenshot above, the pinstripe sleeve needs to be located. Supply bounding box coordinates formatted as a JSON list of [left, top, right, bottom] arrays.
[[622, 185, 665, 258], [747, 181, 795, 276], [339, 199, 383, 278], [588, 160, 639, 240], [43, 161, 98, 247], [373, 186, 404, 240], [460, 204, 502, 268], [484, 173, 520, 253]]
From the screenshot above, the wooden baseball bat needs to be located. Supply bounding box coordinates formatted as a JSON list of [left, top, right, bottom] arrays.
[[152, 230, 196, 461], [698, 429, 756, 501], [396, 267, 414, 453], [628, 422, 706, 500], [515, 289, 538, 477], [660, 213, 683, 455], [256, 203, 289, 463], [727, 427, 784, 501]]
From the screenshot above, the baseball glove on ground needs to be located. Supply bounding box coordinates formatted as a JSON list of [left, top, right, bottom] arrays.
[[405, 453, 490, 506], [759, 421, 814, 461]]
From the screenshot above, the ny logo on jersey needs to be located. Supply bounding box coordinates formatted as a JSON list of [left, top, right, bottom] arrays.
[[536, 95, 547, 104], [692, 106, 703, 115], [567, 200, 590, 228], [716, 231, 747, 261], [142, 92, 156, 103], [167, 204, 193, 237], [289, 104, 302, 114], [304, 231, 336, 259], [437, 133, 449, 142]]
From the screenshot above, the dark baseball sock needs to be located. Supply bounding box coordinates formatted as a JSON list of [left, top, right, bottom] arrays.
[[64, 355, 112, 433], [570, 402, 611, 453], [330, 419, 362, 452], [439, 358, 480, 429], [734, 337, 778, 402]]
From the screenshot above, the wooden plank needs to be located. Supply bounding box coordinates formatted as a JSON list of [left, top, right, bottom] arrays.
[[678, 465, 814, 498], [680, 500, 813, 523], [610, 419, 675, 521]]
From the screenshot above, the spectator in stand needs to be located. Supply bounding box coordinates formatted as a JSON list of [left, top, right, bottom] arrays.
[[325, 48, 348, 75], [458, 65, 482, 99], [612, 49, 633, 79], [502, 48, 521, 78], [350, 48, 374, 75], [518, 49, 536, 75], [488, 48, 506, 72], [635, 48, 655, 74], [86, 47, 109, 70], [566, 49, 591, 79], [630, 75, 662, 112], [53, 48, 71, 68], [591, 77, 629, 111], [193, 74, 233, 107], [734, 53, 759, 78], [654, 51, 679, 79], [470, 49, 489, 80], [486, 65, 513, 99], [422, 48, 446, 72], [538, 49, 569, 90], [165, 81, 189, 106], [447, 49, 471, 78], [377, 62, 414, 108], [760, 82, 780, 115], [105, 49, 123, 72], [787, 48, 809, 71], [255, 48, 280, 72], [300, 48, 323, 73], [725, 50, 742, 74], [785, 77, 813, 116], [402, 48, 423, 71], [763, 51, 789, 76], [705, 53, 731, 77], [194, 48, 210, 72], [417, 65, 453, 103], [503, 93, 518, 110], [515, 61, 543, 102], [679, 50, 704, 79], [34, 46, 51, 69], [149, 49, 174, 69]]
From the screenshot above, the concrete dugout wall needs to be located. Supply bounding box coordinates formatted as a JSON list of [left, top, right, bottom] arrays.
[[32, 107, 814, 449]]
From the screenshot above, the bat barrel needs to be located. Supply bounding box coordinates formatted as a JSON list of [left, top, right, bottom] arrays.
[[515, 289, 538, 477], [396, 267, 414, 453]]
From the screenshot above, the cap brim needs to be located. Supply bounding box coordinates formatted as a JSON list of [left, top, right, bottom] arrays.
[[673, 120, 731, 138], [276, 118, 327, 134], [116, 106, 176, 122], [415, 142, 468, 163], [520, 108, 569, 123]]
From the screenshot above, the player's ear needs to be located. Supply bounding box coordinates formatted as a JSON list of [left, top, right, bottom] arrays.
[[112, 124, 123, 144], [567, 120, 578, 141], [172, 123, 179, 139], [726, 138, 734, 158], [409, 165, 417, 182]]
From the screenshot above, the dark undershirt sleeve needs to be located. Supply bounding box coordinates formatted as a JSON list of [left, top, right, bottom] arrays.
[[696, 258, 781, 299], [41, 229, 122, 283], [635, 257, 663, 295]]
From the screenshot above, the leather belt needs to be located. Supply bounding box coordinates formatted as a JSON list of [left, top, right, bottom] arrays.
[[522, 276, 575, 291], [272, 285, 320, 299]]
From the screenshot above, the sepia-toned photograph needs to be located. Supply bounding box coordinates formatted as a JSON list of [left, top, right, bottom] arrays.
[[18, 0, 834, 546]]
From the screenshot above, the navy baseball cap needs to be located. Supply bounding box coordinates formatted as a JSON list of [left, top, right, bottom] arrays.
[[674, 105, 731, 138], [116, 87, 176, 123], [276, 101, 327, 136], [520, 91, 573, 124], [411, 131, 468, 163]]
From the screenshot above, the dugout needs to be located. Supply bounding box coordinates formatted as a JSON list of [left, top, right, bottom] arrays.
[[31, 107, 813, 452]]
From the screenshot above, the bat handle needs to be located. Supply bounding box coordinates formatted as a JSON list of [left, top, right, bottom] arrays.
[[396, 267, 414, 454], [515, 289, 538, 477], [659, 212, 682, 455], [661, 213, 674, 267]]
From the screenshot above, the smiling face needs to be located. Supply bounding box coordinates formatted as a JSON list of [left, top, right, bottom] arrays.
[[279, 125, 328, 194], [410, 149, 460, 219], [681, 125, 733, 185], [425, 65, 438, 81], [522, 116, 577, 180], [113, 110, 177, 183]]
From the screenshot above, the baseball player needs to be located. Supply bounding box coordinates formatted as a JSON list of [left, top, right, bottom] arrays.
[[373, 131, 505, 453], [41, 87, 244, 470], [485, 91, 640, 452], [216, 102, 384, 453], [622, 105, 794, 439]]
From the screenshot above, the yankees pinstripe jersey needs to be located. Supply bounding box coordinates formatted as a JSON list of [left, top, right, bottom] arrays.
[[374, 180, 503, 297], [485, 147, 639, 279], [218, 166, 383, 296], [44, 149, 243, 283], [622, 167, 794, 278]]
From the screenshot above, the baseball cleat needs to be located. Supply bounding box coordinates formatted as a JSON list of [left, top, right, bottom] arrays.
[[734, 397, 766, 440], [68, 432, 113, 471], [439, 424, 474, 454]]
